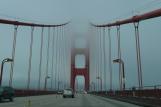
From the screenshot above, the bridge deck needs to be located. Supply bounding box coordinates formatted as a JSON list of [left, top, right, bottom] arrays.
[[0, 94, 140, 107]]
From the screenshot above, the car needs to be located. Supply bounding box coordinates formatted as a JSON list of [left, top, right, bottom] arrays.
[[0, 86, 15, 102], [57, 91, 63, 94], [63, 88, 74, 98], [83, 91, 87, 94]]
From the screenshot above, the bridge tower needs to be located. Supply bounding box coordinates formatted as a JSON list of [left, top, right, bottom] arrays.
[[70, 40, 89, 91]]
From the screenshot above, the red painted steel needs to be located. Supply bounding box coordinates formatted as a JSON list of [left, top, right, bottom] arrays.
[[0, 19, 69, 27], [92, 8, 161, 27], [71, 48, 90, 91]]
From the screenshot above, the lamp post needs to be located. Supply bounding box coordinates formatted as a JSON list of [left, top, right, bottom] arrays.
[[91, 82, 95, 91], [44, 76, 50, 90], [96, 76, 102, 91], [113, 58, 125, 90], [0, 58, 13, 86], [58, 81, 62, 91]]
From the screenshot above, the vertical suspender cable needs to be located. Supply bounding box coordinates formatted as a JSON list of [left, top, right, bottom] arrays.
[[63, 25, 66, 89], [96, 27, 100, 91], [44, 27, 50, 90], [54, 27, 58, 90], [62, 26, 65, 89], [60, 26, 63, 90], [116, 25, 122, 90], [91, 26, 96, 91], [62, 26, 65, 88], [57, 27, 60, 90], [108, 27, 113, 91], [103, 27, 107, 91], [53, 27, 57, 90], [9, 25, 18, 87], [51, 27, 55, 90], [65, 25, 68, 89], [58, 26, 61, 90], [62, 26, 66, 89], [134, 22, 143, 89], [95, 27, 98, 91], [38, 27, 44, 90], [97, 27, 100, 91], [94, 27, 98, 91], [27, 26, 34, 90], [99, 27, 102, 91]]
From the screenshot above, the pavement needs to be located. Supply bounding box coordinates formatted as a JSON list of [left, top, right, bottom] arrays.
[[0, 94, 141, 107]]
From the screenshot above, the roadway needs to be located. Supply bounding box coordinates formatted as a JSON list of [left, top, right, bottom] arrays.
[[0, 94, 141, 107]]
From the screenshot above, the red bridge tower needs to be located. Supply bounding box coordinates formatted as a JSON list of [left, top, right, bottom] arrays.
[[70, 45, 89, 91]]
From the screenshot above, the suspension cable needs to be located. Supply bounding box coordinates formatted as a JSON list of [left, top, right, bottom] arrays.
[[27, 26, 34, 90], [59, 26, 63, 90], [108, 27, 113, 91], [116, 25, 122, 90], [53, 27, 56, 90], [9, 25, 18, 87], [103, 27, 107, 91], [99, 27, 102, 91], [54, 27, 58, 90], [91, 26, 96, 91], [134, 22, 143, 89], [58, 26, 61, 90], [57, 27, 60, 90], [51, 27, 55, 90], [38, 27, 44, 90], [44, 27, 50, 90], [62, 26, 66, 89], [96, 27, 99, 91]]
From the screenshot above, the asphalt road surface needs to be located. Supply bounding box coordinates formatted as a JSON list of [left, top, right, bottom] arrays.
[[0, 94, 141, 107]]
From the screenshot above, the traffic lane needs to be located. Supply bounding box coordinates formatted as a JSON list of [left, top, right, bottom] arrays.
[[39, 94, 141, 107], [0, 94, 141, 107], [89, 94, 141, 107], [0, 94, 63, 107], [50, 94, 141, 107]]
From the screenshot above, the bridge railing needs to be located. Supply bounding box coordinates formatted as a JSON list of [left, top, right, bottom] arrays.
[[91, 87, 161, 99], [14, 89, 57, 97]]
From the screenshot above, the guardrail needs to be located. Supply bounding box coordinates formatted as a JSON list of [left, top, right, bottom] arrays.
[[14, 89, 57, 97], [90, 85, 161, 98]]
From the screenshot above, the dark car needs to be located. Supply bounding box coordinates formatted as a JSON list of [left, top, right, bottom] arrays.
[[0, 86, 15, 102]]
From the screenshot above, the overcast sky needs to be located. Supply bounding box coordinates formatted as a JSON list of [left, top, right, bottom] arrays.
[[0, 0, 161, 90]]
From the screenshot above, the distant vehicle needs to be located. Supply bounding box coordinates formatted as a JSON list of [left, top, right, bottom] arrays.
[[63, 88, 74, 98], [83, 91, 87, 94], [57, 91, 63, 94], [0, 86, 15, 102]]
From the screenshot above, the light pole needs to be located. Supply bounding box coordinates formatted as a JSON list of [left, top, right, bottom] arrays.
[[0, 58, 13, 86], [44, 76, 50, 90], [91, 82, 95, 91], [113, 58, 125, 90], [96, 76, 102, 91], [58, 81, 62, 91]]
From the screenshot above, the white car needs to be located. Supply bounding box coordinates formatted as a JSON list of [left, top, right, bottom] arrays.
[[63, 89, 74, 98]]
